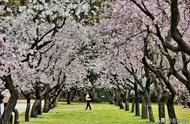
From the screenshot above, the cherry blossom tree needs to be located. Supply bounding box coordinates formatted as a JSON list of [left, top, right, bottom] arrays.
[[1, 0, 189, 124], [0, 0, 101, 123], [89, 1, 189, 124]]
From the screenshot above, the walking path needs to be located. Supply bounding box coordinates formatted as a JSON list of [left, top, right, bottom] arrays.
[[16, 100, 44, 113], [16, 100, 31, 113]]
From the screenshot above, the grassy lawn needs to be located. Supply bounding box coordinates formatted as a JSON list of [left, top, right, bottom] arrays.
[[19, 103, 190, 124]]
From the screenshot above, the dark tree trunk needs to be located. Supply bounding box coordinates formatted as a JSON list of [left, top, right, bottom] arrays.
[[133, 73, 154, 121], [146, 94, 154, 122], [67, 90, 71, 104], [131, 97, 135, 113], [51, 97, 57, 109], [108, 91, 114, 104], [2, 75, 18, 124], [143, 61, 154, 121], [118, 94, 124, 109], [114, 89, 119, 106], [31, 84, 41, 118], [114, 93, 117, 106], [186, 83, 190, 96], [25, 97, 31, 122], [71, 89, 77, 102], [31, 99, 41, 118], [135, 98, 140, 116], [125, 91, 130, 111], [37, 101, 42, 115], [134, 83, 140, 116], [31, 85, 50, 118], [13, 108, 19, 124], [158, 99, 165, 124], [152, 76, 166, 124], [52, 90, 62, 108], [147, 104, 154, 121], [141, 96, 148, 119], [49, 94, 55, 110], [166, 95, 178, 124], [43, 97, 50, 113]]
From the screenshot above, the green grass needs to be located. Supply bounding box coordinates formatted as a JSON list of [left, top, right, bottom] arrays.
[[19, 103, 190, 124]]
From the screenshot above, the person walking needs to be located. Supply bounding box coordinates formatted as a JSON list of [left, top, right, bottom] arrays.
[[85, 92, 92, 110]]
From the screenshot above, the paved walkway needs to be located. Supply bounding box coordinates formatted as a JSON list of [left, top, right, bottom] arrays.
[[15, 100, 33, 113], [16, 100, 44, 113]]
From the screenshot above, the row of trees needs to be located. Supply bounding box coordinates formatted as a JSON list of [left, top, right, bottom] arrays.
[[0, 0, 190, 124], [91, 0, 190, 124], [0, 0, 103, 123]]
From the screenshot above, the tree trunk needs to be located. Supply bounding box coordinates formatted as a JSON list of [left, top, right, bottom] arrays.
[[13, 108, 19, 124], [158, 99, 165, 124], [166, 95, 178, 124], [152, 76, 165, 124], [132, 71, 154, 121], [108, 91, 114, 104], [146, 94, 154, 122], [31, 85, 50, 117], [141, 96, 148, 119], [25, 98, 31, 122], [67, 90, 71, 104], [71, 89, 77, 102], [30, 99, 41, 118], [135, 98, 140, 116], [52, 90, 62, 108], [118, 94, 124, 109], [134, 83, 140, 116], [43, 97, 50, 113], [131, 97, 135, 113], [31, 85, 41, 118], [37, 101, 42, 115], [147, 103, 154, 121], [114, 89, 119, 106], [2, 75, 18, 124], [125, 91, 130, 111]]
